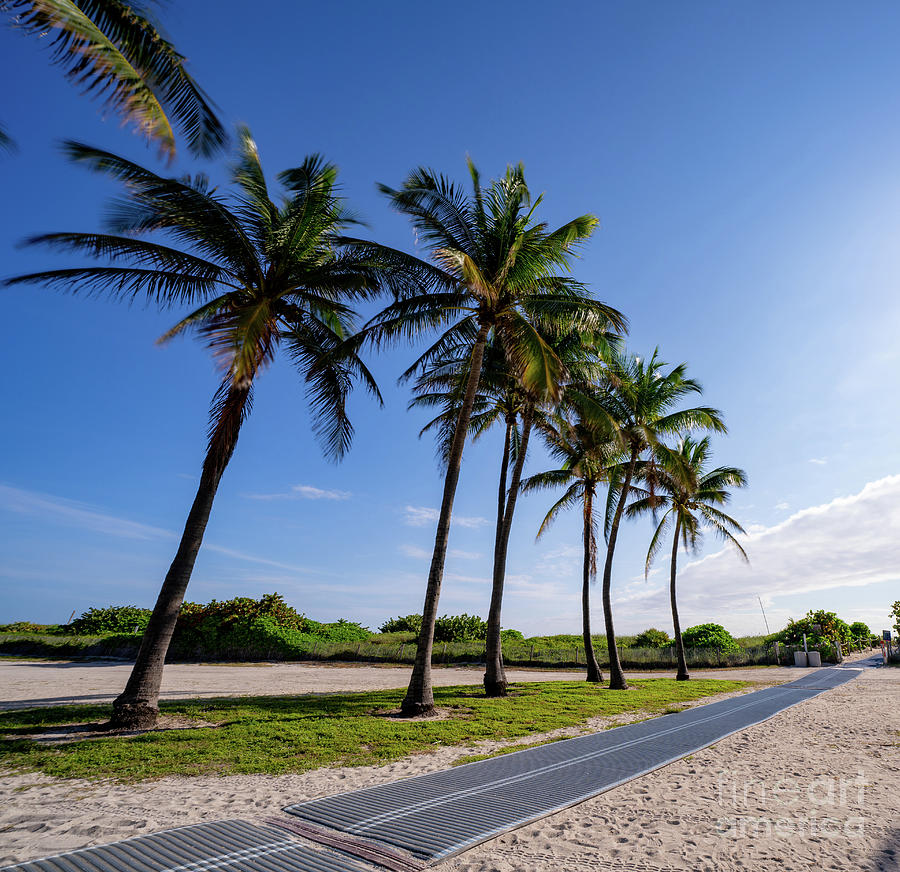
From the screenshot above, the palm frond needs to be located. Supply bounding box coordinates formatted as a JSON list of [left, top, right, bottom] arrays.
[[4, 0, 226, 159]]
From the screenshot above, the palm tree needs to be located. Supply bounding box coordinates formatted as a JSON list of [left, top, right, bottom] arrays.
[[5, 128, 403, 728], [627, 437, 747, 680], [1, 0, 224, 158], [369, 159, 626, 715], [592, 351, 726, 689], [521, 392, 623, 682], [411, 329, 616, 695]]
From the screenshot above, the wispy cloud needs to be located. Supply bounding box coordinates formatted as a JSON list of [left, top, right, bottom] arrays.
[[403, 505, 489, 529], [399, 544, 430, 559], [808, 458, 827, 466], [775, 501, 790, 511], [0, 484, 171, 541], [449, 549, 482, 559], [245, 484, 351, 501], [400, 543, 482, 561], [0, 483, 325, 576]]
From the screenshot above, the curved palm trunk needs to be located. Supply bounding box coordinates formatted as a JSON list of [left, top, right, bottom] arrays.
[[484, 405, 534, 696], [402, 323, 491, 716], [110, 383, 250, 729], [669, 517, 690, 680], [582, 483, 603, 682], [601, 447, 638, 690]]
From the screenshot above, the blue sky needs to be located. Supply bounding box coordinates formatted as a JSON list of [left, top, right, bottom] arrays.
[[2, 1, 899, 637]]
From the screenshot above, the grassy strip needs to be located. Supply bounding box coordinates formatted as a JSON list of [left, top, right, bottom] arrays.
[[0, 679, 748, 782]]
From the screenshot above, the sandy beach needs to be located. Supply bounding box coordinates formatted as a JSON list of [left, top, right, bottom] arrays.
[[0, 659, 821, 712], [0, 660, 896, 870]]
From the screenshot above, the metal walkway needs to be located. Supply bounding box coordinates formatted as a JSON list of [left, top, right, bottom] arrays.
[[283, 668, 859, 864], [1, 820, 371, 872]]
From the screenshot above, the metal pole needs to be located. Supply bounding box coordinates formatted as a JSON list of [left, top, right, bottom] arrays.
[[757, 595, 770, 635]]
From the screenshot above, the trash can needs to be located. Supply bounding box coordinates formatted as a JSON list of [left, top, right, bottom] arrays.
[[807, 651, 822, 667], [794, 651, 809, 667]]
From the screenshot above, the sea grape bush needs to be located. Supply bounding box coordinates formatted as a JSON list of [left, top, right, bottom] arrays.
[[434, 613, 488, 643], [630, 628, 671, 648], [379, 614, 423, 635], [69, 606, 152, 634], [681, 623, 740, 652]]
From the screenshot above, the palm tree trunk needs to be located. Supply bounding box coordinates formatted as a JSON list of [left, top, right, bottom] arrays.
[[601, 447, 638, 690], [582, 483, 603, 682], [402, 322, 491, 716], [483, 415, 512, 696], [669, 517, 690, 680], [109, 382, 250, 729], [484, 404, 534, 696]]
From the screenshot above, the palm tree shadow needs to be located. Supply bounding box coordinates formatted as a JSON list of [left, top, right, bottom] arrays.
[[866, 827, 899, 871]]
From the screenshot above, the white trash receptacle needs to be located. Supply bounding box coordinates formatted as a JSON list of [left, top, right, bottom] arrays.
[[807, 651, 822, 667], [794, 651, 809, 667]]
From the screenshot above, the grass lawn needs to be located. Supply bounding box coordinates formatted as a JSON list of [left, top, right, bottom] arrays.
[[0, 679, 748, 782]]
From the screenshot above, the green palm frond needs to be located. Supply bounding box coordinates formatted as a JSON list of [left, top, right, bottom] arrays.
[[3, 0, 226, 159], [6, 127, 414, 463]]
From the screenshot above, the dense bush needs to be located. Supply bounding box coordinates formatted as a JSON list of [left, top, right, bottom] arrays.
[[849, 621, 871, 641], [173, 593, 371, 655], [69, 606, 152, 635], [774, 610, 853, 659], [500, 628, 525, 642], [379, 614, 422, 635], [681, 623, 739, 652], [630, 628, 671, 648], [891, 601, 900, 637], [434, 613, 488, 643]]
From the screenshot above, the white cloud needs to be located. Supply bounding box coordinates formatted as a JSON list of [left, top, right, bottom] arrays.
[[808, 458, 827, 466], [449, 549, 482, 559], [614, 474, 900, 631], [245, 484, 350, 501], [403, 506, 439, 526], [399, 544, 429, 559], [775, 501, 790, 511], [403, 505, 489, 529]]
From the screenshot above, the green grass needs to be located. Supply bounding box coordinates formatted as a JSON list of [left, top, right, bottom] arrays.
[[0, 679, 748, 782]]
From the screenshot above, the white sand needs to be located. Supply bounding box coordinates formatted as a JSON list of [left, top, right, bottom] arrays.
[[1, 660, 896, 870], [0, 659, 836, 712]]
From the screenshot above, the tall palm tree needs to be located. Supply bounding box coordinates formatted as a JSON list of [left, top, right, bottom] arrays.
[[521, 392, 623, 682], [411, 329, 616, 695], [408, 337, 523, 694], [1, 0, 225, 158], [5, 128, 402, 728], [627, 437, 747, 680], [592, 350, 726, 689], [369, 159, 626, 715]]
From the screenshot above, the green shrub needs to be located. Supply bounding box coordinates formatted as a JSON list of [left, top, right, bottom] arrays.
[[0, 622, 65, 634], [303, 619, 371, 642], [631, 628, 671, 648], [69, 606, 152, 635], [682, 623, 739, 652], [379, 615, 422, 634], [500, 628, 525, 642], [434, 613, 487, 643], [849, 621, 871, 640]]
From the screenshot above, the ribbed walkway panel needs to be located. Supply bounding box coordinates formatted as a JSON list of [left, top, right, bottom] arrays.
[[284, 667, 859, 862], [1, 820, 372, 872]]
